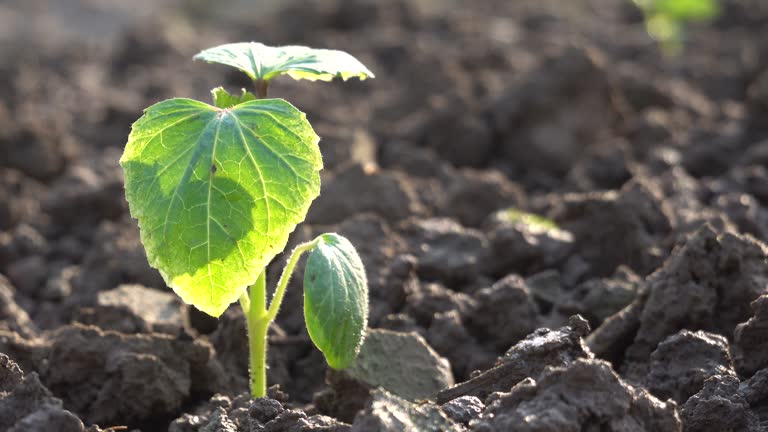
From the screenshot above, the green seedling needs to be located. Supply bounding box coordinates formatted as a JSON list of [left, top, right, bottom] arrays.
[[633, 0, 719, 53], [120, 42, 374, 397], [496, 208, 560, 232]]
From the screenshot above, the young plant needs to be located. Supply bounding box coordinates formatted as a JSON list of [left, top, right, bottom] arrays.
[[632, 0, 719, 53], [119, 42, 374, 398]]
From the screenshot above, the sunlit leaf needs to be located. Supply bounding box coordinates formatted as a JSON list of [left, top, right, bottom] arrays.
[[194, 42, 375, 83], [120, 97, 322, 316], [499, 208, 559, 231]]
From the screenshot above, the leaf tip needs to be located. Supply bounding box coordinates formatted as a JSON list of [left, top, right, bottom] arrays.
[[325, 354, 356, 370]]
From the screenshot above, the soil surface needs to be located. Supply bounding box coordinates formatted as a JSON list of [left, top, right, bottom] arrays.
[[2, 0, 768, 430]]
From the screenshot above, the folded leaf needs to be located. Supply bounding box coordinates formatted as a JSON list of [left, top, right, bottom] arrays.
[[211, 86, 256, 108], [304, 233, 369, 369]]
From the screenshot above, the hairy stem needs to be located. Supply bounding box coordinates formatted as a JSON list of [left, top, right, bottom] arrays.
[[247, 309, 269, 397], [266, 239, 319, 322], [242, 239, 319, 398], [242, 270, 268, 398]]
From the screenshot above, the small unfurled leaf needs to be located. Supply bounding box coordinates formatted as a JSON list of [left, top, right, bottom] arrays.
[[121, 97, 322, 317], [304, 233, 369, 369], [194, 42, 375, 83], [211, 86, 256, 108]]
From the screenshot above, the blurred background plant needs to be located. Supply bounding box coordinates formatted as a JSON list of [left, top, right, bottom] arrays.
[[633, 0, 720, 53]]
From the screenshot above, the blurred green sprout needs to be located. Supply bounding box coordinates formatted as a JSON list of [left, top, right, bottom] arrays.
[[633, 0, 719, 53], [497, 208, 560, 232]]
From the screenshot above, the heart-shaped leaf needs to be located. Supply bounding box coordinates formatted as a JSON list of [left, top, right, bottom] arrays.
[[304, 233, 369, 369], [194, 42, 374, 83], [120, 97, 322, 317]]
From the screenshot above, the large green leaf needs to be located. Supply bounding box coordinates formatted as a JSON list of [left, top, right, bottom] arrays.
[[304, 233, 369, 369], [120, 97, 322, 317], [194, 42, 374, 83]]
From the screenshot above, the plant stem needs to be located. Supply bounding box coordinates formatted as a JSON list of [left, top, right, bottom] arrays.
[[247, 307, 269, 397], [266, 239, 319, 322], [238, 291, 250, 314], [242, 270, 268, 397], [251, 269, 267, 314], [255, 79, 268, 98], [241, 239, 319, 398]]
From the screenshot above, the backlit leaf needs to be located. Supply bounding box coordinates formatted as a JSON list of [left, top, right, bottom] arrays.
[[120, 97, 322, 316], [194, 42, 374, 83]]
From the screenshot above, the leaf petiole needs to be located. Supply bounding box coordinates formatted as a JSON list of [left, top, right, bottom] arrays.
[[267, 239, 320, 322], [238, 292, 250, 315], [242, 270, 267, 397]]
